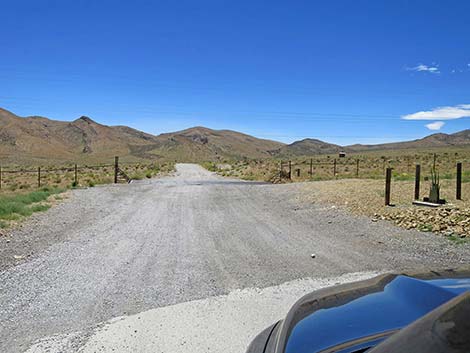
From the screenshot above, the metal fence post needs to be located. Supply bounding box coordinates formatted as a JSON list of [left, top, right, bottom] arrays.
[[310, 158, 313, 176], [74, 164, 78, 185], [356, 159, 359, 178], [333, 158, 337, 177], [288, 161, 292, 179], [456, 162, 462, 200], [385, 167, 392, 206], [414, 164, 421, 200], [38, 167, 41, 188], [0, 165, 2, 190]]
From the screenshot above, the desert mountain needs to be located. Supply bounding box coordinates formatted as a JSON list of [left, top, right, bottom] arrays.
[[270, 138, 343, 156], [346, 130, 470, 153], [272, 130, 470, 157], [1, 107, 469, 164], [0, 108, 284, 164]]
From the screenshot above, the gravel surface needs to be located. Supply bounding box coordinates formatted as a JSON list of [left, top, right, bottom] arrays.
[[25, 272, 378, 353], [1, 164, 469, 353]]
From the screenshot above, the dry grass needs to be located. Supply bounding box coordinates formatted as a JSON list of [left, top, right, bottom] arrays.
[[214, 148, 470, 183], [0, 162, 175, 194]]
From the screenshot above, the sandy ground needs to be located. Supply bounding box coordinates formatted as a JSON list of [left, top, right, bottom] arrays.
[[1, 164, 469, 353]]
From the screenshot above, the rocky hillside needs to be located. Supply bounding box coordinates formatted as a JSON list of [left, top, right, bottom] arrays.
[[347, 130, 470, 152], [270, 138, 343, 156], [0, 108, 284, 164], [273, 130, 470, 157], [1, 107, 469, 164]]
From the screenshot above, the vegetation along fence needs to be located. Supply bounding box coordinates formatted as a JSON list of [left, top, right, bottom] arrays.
[[0, 157, 171, 192], [278, 153, 470, 182]]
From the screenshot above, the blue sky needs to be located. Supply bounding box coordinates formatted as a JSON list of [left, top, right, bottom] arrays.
[[1, 0, 470, 145]]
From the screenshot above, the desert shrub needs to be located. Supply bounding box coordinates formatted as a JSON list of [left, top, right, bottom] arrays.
[[201, 162, 217, 172], [130, 173, 144, 180], [0, 187, 62, 220], [30, 204, 51, 212]]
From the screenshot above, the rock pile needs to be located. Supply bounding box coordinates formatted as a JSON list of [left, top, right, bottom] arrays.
[[380, 207, 470, 238]]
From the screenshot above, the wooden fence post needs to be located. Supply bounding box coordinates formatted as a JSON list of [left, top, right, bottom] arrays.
[[333, 159, 337, 177], [114, 156, 119, 183], [288, 161, 292, 179], [74, 164, 78, 185], [356, 159, 359, 178], [296, 168, 300, 177], [385, 167, 392, 206], [310, 158, 313, 176], [456, 162, 462, 200], [38, 167, 41, 188], [414, 164, 421, 200]]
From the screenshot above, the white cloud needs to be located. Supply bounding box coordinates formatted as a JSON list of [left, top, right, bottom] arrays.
[[425, 121, 445, 130], [402, 104, 470, 120], [407, 63, 440, 74]]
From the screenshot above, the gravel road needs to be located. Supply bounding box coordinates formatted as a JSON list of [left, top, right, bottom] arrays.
[[1, 163, 469, 353]]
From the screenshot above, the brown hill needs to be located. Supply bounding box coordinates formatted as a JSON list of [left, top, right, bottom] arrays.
[[1, 107, 469, 164], [0, 108, 284, 164], [270, 138, 343, 156], [272, 131, 470, 157], [153, 126, 284, 161], [346, 130, 470, 152]]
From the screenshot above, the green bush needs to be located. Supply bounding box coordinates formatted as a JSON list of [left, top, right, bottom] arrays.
[[30, 204, 51, 212], [0, 187, 63, 220]]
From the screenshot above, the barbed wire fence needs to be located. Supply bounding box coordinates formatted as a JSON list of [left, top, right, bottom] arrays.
[[0, 156, 167, 191]]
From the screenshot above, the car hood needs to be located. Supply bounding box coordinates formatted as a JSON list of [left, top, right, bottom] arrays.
[[247, 268, 470, 353]]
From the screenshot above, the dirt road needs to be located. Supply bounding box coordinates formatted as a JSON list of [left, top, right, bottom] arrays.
[[1, 164, 469, 352]]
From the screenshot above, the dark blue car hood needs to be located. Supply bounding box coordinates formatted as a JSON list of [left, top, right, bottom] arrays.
[[246, 268, 470, 353], [285, 275, 470, 353]]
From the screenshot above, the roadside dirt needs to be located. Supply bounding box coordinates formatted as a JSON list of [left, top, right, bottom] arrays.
[[298, 179, 470, 238]]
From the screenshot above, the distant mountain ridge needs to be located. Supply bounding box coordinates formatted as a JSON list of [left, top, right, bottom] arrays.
[[273, 130, 470, 157], [345, 130, 470, 152], [0, 108, 283, 164], [0, 107, 469, 164]]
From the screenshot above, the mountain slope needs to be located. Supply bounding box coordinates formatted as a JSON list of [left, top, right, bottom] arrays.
[[346, 130, 470, 152], [153, 126, 284, 161], [273, 131, 470, 157], [1, 107, 469, 164], [271, 138, 343, 156], [0, 108, 284, 164]]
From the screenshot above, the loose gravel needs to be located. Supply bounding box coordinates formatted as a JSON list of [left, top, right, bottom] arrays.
[[1, 164, 469, 353]]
